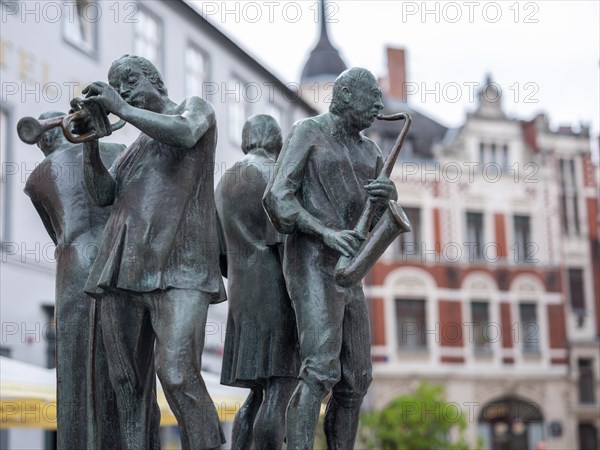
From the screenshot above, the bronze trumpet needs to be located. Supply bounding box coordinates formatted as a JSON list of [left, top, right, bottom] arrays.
[[334, 112, 413, 287], [17, 103, 125, 145]]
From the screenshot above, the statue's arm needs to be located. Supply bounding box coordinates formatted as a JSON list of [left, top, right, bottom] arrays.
[[263, 122, 326, 239], [264, 121, 365, 257], [83, 139, 116, 207], [82, 80, 213, 149], [117, 97, 214, 148]]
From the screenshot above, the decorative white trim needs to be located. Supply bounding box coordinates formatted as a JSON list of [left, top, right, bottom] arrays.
[[501, 348, 516, 358], [439, 346, 466, 357], [366, 284, 564, 305], [549, 348, 568, 359], [372, 363, 568, 378]]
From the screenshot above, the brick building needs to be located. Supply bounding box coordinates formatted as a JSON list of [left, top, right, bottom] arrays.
[[362, 49, 599, 450]]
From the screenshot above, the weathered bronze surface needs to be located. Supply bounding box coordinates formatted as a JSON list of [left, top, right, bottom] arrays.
[[216, 114, 300, 449], [263, 67, 400, 449], [18, 56, 413, 450], [77, 55, 226, 450], [17, 103, 125, 145], [22, 111, 124, 449], [335, 112, 412, 286]]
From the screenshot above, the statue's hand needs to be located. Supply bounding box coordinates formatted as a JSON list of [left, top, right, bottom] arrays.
[[69, 97, 111, 139], [322, 228, 365, 257], [365, 175, 398, 203], [69, 97, 94, 136], [82, 81, 127, 116]]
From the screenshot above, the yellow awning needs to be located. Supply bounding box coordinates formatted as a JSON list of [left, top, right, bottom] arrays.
[[1, 356, 247, 429]]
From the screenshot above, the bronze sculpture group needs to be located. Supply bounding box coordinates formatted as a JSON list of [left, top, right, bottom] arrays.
[[18, 56, 411, 450]]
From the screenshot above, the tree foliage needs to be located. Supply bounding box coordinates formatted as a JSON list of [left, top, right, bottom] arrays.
[[357, 382, 478, 450]]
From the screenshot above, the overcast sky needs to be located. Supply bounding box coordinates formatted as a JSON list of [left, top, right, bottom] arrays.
[[192, 0, 599, 154]]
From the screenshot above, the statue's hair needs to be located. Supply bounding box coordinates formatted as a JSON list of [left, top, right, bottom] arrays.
[[330, 67, 375, 115], [241, 114, 282, 156], [108, 54, 168, 96]]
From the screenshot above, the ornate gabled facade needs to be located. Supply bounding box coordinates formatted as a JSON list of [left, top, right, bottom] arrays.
[[365, 76, 599, 450]]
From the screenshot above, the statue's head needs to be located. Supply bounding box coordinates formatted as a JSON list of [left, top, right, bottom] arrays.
[[108, 55, 167, 111], [329, 67, 383, 132], [241, 114, 282, 159], [36, 111, 66, 156]]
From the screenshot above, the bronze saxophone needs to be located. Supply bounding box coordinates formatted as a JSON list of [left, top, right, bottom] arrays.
[[334, 112, 413, 287]]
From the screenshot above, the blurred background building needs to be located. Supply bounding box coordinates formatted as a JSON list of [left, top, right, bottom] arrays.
[[363, 44, 599, 450], [1, 0, 598, 449]]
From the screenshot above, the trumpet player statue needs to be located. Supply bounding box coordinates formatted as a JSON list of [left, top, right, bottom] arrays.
[[216, 115, 300, 449], [76, 54, 226, 450], [264, 67, 401, 450], [22, 111, 124, 449]]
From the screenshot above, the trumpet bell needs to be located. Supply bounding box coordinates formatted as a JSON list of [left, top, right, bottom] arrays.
[[17, 116, 49, 145], [17, 106, 126, 145]]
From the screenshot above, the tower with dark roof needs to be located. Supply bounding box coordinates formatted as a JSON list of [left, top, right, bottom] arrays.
[[298, 0, 347, 112]]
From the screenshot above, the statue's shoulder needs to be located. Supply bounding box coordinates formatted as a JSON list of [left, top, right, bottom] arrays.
[[184, 96, 215, 115], [290, 114, 328, 137]]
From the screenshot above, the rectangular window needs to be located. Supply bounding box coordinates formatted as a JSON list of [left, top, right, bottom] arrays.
[[572, 195, 580, 235], [519, 303, 539, 354], [558, 158, 566, 185], [478, 142, 504, 167], [397, 207, 421, 258], [471, 301, 491, 352], [184, 44, 208, 98], [227, 78, 249, 145], [265, 103, 283, 128], [395, 299, 427, 350], [0, 108, 9, 243], [513, 215, 532, 263], [560, 193, 569, 233], [568, 268, 585, 311], [62, 0, 97, 56], [569, 159, 577, 186], [558, 158, 580, 236], [134, 7, 162, 69], [578, 359, 595, 404], [466, 212, 484, 261], [489, 143, 497, 164], [501, 144, 509, 170]]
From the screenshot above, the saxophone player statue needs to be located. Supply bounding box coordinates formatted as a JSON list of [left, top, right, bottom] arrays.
[[264, 67, 411, 450]]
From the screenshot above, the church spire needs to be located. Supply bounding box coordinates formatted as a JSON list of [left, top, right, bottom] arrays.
[[300, 0, 347, 84], [320, 0, 328, 41]]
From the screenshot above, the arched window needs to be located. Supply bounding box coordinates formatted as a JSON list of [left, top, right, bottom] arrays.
[[478, 397, 544, 450]]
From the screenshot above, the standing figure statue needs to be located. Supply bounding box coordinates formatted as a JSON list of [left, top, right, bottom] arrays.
[[77, 54, 226, 450], [216, 115, 300, 450], [23, 111, 124, 449], [263, 67, 397, 450]]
